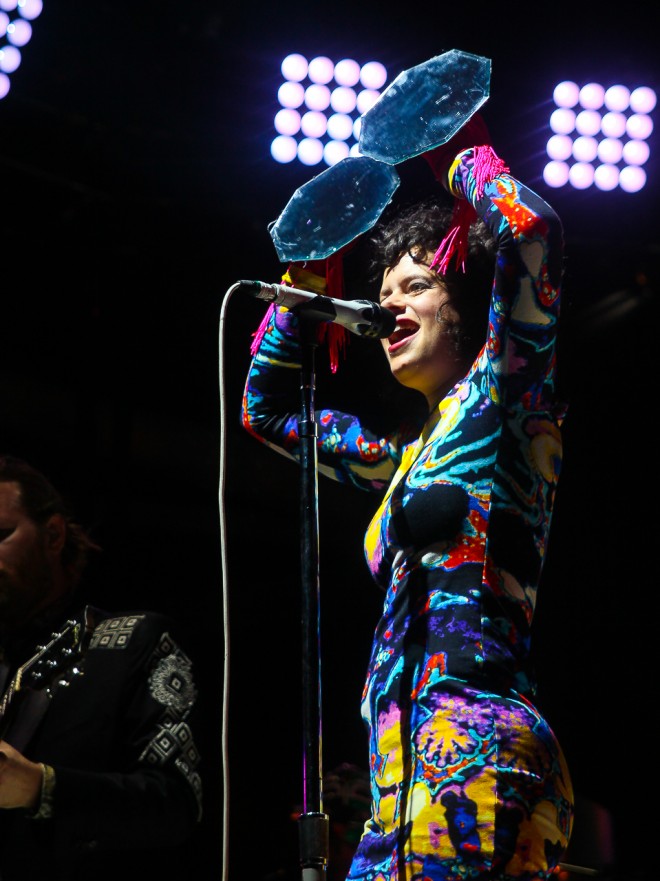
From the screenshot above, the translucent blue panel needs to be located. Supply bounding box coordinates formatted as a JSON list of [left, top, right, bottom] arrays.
[[359, 49, 491, 164], [269, 155, 400, 262]]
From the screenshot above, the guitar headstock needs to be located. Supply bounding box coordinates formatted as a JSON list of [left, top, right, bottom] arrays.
[[22, 617, 88, 694], [0, 606, 98, 746]]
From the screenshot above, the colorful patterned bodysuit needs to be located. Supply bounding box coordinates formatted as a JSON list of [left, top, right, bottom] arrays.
[[241, 152, 574, 880]]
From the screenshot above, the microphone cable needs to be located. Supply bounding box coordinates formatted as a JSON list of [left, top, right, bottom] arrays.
[[217, 281, 241, 881]]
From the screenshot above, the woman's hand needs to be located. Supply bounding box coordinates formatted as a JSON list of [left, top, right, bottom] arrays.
[[422, 111, 493, 188], [0, 740, 43, 810]]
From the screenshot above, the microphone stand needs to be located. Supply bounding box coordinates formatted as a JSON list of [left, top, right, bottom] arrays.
[[296, 311, 329, 881]]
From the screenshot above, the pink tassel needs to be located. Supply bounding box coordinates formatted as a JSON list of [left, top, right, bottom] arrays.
[[250, 302, 275, 356], [430, 145, 510, 275], [430, 199, 477, 274], [316, 250, 347, 374], [249, 245, 354, 371]]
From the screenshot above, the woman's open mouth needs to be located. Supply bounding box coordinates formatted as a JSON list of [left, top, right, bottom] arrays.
[[386, 323, 418, 354]]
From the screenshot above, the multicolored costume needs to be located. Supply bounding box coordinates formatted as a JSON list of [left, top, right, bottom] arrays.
[[242, 149, 574, 880]]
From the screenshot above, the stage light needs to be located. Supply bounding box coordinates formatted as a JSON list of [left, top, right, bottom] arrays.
[[274, 108, 301, 137], [326, 112, 353, 141], [6, 17, 30, 45], [547, 134, 573, 161], [598, 138, 623, 163], [593, 164, 619, 191], [330, 86, 357, 114], [543, 161, 570, 188], [308, 56, 334, 85], [272, 53, 388, 167], [305, 83, 331, 112], [300, 110, 327, 139], [0, 43, 20, 72], [281, 53, 307, 82], [334, 58, 360, 87], [271, 135, 298, 164], [323, 140, 349, 166], [278, 80, 304, 109], [298, 137, 324, 166], [550, 108, 576, 135], [0, 0, 40, 99], [360, 61, 387, 90], [544, 76, 656, 194]]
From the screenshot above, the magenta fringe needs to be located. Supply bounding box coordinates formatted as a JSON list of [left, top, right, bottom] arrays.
[[430, 146, 510, 274]]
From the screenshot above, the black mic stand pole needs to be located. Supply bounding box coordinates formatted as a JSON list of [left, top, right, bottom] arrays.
[[296, 312, 329, 881]]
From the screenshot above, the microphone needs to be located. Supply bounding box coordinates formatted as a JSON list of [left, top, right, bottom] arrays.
[[239, 280, 396, 340]]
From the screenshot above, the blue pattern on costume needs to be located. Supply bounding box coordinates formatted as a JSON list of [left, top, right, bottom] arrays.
[[242, 152, 574, 880]]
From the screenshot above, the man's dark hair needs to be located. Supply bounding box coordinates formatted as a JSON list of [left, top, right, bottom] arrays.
[[368, 198, 496, 363], [0, 454, 100, 580]]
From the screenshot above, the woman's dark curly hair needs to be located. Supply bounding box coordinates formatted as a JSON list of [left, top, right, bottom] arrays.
[[368, 199, 496, 363], [0, 454, 100, 582]]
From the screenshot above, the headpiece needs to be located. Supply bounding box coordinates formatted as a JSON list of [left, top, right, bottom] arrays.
[[251, 49, 508, 370]]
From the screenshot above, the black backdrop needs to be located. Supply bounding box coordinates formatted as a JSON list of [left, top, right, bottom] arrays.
[[2, 3, 658, 879]]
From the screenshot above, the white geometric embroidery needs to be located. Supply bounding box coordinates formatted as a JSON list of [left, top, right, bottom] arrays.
[[89, 615, 146, 650], [148, 650, 197, 715]]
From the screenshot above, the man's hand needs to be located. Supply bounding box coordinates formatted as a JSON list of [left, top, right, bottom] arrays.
[[0, 740, 43, 809]]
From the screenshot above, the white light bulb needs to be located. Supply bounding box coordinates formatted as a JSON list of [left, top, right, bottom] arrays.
[[327, 112, 353, 141], [323, 140, 350, 166], [307, 56, 334, 85], [575, 109, 602, 137], [543, 160, 570, 188], [330, 86, 357, 114], [604, 84, 630, 112], [553, 81, 579, 108], [572, 135, 598, 162], [278, 81, 304, 109], [622, 139, 650, 166], [304, 83, 330, 112], [334, 58, 360, 87], [7, 18, 31, 46], [630, 86, 656, 114], [549, 108, 576, 135], [601, 111, 627, 138], [356, 88, 380, 115], [271, 135, 298, 164], [619, 165, 646, 193], [360, 61, 387, 89], [597, 138, 623, 164], [281, 53, 308, 82], [17, 0, 43, 17], [568, 162, 595, 189], [626, 113, 653, 140], [300, 110, 327, 139], [0, 44, 21, 73], [579, 82, 605, 109], [274, 108, 301, 137], [298, 137, 324, 166], [593, 165, 619, 191]]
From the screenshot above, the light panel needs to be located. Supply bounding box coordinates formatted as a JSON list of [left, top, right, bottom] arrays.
[[0, 0, 41, 99], [544, 78, 656, 194], [271, 53, 387, 168]]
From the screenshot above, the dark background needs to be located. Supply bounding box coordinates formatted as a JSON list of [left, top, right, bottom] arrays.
[[1, 3, 658, 879]]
